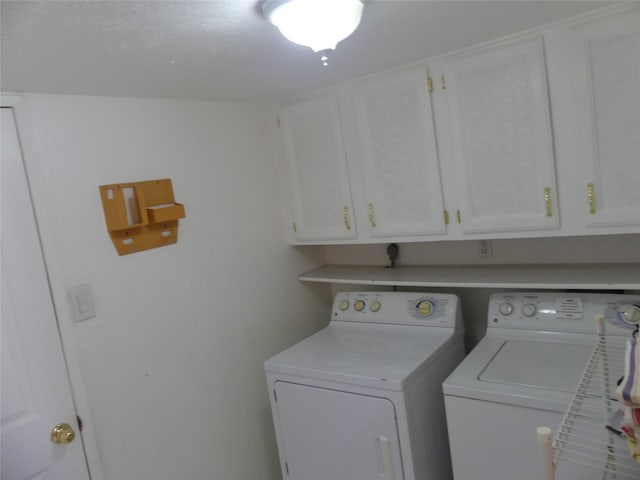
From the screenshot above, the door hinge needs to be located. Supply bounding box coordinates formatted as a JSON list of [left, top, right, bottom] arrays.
[[456, 210, 462, 224], [77, 415, 84, 432], [285, 461, 289, 475], [441, 74, 446, 90], [276, 116, 281, 128], [427, 77, 434, 93], [443, 210, 449, 225]]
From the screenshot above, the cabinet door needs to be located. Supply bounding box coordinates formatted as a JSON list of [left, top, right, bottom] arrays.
[[442, 37, 559, 234], [274, 382, 404, 480], [570, 11, 640, 228], [354, 67, 446, 237], [280, 94, 357, 241]]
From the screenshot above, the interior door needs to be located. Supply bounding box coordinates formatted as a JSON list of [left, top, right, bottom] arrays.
[[274, 382, 404, 480], [1, 107, 91, 480]]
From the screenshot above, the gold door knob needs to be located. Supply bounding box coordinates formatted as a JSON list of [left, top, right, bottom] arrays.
[[51, 423, 76, 444]]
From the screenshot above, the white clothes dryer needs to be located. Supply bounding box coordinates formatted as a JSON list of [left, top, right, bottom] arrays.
[[443, 291, 640, 480], [265, 291, 465, 480]]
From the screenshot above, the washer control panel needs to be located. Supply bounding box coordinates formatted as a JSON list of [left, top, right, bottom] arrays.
[[332, 291, 460, 327], [488, 292, 640, 334]]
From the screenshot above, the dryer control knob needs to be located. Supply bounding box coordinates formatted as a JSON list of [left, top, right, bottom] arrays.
[[618, 304, 640, 325], [338, 300, 350, 311], [370, 300, 381, 313], [417, 300, 433, 317], [498, 302, 513, 315], [522, 303, 537, 317], [354, 300, 366, 312]]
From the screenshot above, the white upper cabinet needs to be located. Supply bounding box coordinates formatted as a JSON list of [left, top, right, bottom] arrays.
[[279, 93, 357, 241], [276, 6, 639, 245], [566, 10, 640, 229], [353, 67, 446, 237], [438, 37, 559, 234]]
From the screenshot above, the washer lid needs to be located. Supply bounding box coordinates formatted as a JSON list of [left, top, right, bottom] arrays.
[[443, 332, 598, 412], [265, 321, 459, 391], [479, 340, 592, 391]]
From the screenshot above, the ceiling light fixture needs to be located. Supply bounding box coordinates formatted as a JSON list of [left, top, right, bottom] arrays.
[[261, 0, 364, 64]]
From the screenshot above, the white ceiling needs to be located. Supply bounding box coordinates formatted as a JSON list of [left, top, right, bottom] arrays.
[[1, 1, 612, 102]]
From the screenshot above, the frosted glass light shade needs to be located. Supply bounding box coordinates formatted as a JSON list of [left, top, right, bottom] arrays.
[[263, 0, 364, 53]]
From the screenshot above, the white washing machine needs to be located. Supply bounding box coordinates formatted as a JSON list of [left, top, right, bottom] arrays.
[[265, 291, 465, 480], [443, 291, 640, 480]]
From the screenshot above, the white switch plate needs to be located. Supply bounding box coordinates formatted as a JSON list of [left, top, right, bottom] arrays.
[[69, 283, 96, 322]]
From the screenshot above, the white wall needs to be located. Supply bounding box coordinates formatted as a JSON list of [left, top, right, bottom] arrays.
[[13, 94, 330, 480], [325, 236, 640, 350], [324, 235, 640, 266]]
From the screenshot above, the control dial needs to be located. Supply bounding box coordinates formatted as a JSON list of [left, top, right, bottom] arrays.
[[498, 302, 513, 315], [416, 300, 433, 317], [522, 303, 537, 318], [354, 300, 366, 312], [618, 304, 640, 325], [338, 300, 350, 311], [370, 300, 381, 313]]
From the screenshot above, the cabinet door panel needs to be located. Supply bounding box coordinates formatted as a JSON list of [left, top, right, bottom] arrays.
[[354, 67, 446, 237], [575, 13, 640, 227], [280, 94, 357, 241], [444, 37, 559, 233]]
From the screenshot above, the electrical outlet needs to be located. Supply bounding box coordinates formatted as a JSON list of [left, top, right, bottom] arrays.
[[478, 240, 493, 259]]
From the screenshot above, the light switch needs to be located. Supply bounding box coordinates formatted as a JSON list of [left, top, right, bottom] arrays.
[[69, 284, 96, 322]]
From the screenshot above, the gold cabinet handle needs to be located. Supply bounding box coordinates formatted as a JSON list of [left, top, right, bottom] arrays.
[[588, 182, 596, 214], [544, 187, 552, 218], [368, 203, 376, 228], [51, 422, 76, 444], [343, 206, 351, 230]]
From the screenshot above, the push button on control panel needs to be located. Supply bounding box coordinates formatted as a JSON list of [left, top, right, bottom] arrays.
[[417, 300, 433, 317], [354, 300, 366, 312]]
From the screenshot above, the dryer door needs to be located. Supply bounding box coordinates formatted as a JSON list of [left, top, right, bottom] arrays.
[[273, 381, 404, 480]]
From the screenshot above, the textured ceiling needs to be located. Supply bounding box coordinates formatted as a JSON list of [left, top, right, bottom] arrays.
[[1, 1, 612, 101]]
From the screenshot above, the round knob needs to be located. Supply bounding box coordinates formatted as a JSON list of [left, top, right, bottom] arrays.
[[51, 423, 75, 444], [354, 300, 366, 312], [618, 304, 640, 325], [370, 300, 381, 313], [498, 302, 513, 315], [338, 300, 349, 311], [522, 303, 537, 317], [417, 300, 433, 317]]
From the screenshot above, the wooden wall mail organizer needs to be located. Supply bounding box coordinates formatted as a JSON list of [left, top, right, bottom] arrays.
[[99, 178, 186, 255]]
